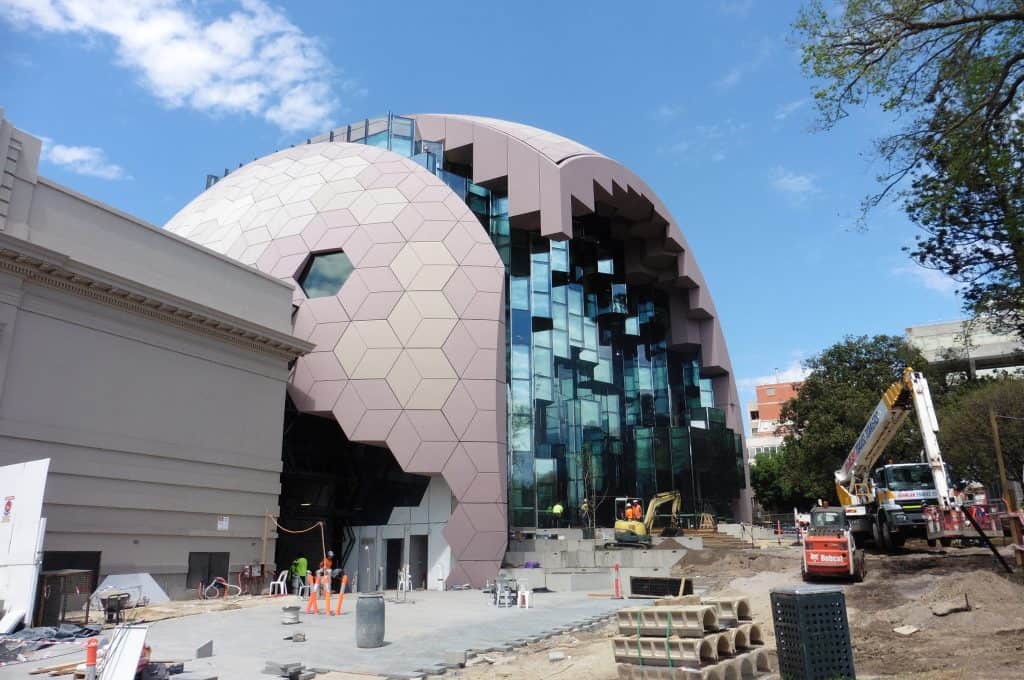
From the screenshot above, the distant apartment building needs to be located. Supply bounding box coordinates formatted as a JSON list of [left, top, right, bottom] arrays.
[[747, 381, 802, 461], [906, 318, 1023, 379]]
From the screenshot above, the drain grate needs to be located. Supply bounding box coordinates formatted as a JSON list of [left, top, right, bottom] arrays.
[[628, 576, 692, 598]]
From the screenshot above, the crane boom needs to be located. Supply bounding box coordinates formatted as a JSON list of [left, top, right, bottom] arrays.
[[834, 368, 953, 511]]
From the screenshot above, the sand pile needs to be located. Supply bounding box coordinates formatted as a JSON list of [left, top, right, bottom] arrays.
[[670, 547, 798, 581], [873, 569, 1024, 633]]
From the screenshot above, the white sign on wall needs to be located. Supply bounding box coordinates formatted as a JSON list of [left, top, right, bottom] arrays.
[[0, 458, 50, 626], [217, 516, 230, 531]]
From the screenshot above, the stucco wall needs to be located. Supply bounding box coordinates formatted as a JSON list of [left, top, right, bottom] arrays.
[[0, 271, 290, 597]]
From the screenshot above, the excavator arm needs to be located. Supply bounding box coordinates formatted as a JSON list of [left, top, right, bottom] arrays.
[[643, 491, 682, 531]]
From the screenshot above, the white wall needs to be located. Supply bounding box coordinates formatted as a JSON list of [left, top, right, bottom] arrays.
[[342, 475, 453, 591], [0, 459, 48, 624]]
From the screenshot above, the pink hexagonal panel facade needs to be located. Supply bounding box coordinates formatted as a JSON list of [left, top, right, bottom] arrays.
[[166, 142, 507, 586]]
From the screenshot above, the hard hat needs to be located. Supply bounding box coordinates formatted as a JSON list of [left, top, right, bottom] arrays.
[[327, 550, 334, 557]]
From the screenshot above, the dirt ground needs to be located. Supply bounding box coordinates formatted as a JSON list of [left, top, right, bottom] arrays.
[[435, 541, 1024, 680]]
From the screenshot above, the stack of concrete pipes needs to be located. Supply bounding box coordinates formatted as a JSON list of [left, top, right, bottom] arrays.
[[611, 595, 772, 680]]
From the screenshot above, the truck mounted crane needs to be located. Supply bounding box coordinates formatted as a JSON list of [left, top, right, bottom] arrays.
[[835, 368, 996, 550]]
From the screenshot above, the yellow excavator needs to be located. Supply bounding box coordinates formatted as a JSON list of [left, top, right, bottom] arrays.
[[612, 491, 682, 547]]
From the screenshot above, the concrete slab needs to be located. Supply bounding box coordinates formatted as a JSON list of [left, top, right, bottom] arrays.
[[0, 590, 635, 680]]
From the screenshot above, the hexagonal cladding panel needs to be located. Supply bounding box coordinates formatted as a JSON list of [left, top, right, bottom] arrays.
[[166, 141, 506, 586]]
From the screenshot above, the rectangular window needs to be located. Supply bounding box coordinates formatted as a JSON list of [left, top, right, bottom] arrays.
[[766, 387, 776, 396]]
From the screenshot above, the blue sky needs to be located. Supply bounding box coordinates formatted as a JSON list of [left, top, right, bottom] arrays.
[[0, 0, 963, 415]]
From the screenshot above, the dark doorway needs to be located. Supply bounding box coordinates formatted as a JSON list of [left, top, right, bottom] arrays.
[[274, 398, 430, 579], [41, 551, 101, 590], [408, 534, 428, 590], [384, 538, 403, 590], [186, 552, 230, 590]]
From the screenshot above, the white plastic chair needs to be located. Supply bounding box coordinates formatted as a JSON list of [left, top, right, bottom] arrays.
[[269, 570, 288, 596], [296, 572, 312, 599]]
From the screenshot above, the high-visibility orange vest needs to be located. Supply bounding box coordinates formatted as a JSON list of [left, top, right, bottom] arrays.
[[625, 506, 634, 521]]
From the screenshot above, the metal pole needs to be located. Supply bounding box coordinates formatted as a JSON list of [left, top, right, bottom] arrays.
[[261, 513, 269, 573], [990, 409, 1024, 568]]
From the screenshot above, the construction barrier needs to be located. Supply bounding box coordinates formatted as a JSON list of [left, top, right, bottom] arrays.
[[332, 575, 349, 615], [305, 574, 334, 615]]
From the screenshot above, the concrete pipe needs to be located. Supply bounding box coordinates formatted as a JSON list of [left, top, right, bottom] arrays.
[[748, 648, 772, 673], [700, 596, 751, 627], [733, 654, 756, 680], [738, 622, 764, 647], [684, 637, 718, 666], [712, 631, 733, 658], [730, 625, 748, 651], [714, 660, 741, 680]]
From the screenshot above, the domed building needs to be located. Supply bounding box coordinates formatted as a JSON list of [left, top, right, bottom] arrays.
[[166, 114, 746, 589]]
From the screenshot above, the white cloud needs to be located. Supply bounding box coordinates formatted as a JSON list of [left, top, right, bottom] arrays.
[[738, 359, 811, 392], [40, 138, 126, 180], [774, 98, 808, 120], [720, 0, 754, 17], [770, 166, 818, 200], [659, 119, 749, 160], [892, 265, 958, 296], [0, 0, 340, 132], [716, 67, 744, 90], [651, 104, 685, 122], [715, 38, 773, 91]]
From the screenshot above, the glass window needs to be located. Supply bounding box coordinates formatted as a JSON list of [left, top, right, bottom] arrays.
[[298, 251, 354, 298], [510, 277, 530, 310], [511, 343, 531, 380]]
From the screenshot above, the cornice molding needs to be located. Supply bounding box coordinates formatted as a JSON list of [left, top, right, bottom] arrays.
[[0, 238, 311, 362]]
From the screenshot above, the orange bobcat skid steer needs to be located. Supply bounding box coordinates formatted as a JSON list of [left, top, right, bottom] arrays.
[[802, 505, 866, 582]]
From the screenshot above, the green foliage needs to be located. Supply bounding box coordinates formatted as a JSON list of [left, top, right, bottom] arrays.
[[796, 1, 1024, 335], [937, 377, 1024, 485], [906, 112, 1024, 337], [753, 335, 931, 510], [749, 450, 803, 512]]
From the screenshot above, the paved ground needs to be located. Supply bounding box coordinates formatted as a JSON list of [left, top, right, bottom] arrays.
[[1, 590, 633, 679]]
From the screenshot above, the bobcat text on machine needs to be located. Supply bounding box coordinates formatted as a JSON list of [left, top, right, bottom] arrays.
[[834, 368, 997, 551]]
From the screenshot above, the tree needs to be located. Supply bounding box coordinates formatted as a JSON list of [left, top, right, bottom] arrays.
[[796, 1, 1024, 335], [938, 377, 1024, 485], [778, 335, 933, 502], [750, 450, 804, 513], [906, 111, 1024, 336]]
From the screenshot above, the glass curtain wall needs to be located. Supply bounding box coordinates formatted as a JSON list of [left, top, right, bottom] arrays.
[[335, 114, 744, 527]]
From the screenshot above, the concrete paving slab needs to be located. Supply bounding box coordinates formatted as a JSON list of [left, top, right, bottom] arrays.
[[0, 590, 634, 680]]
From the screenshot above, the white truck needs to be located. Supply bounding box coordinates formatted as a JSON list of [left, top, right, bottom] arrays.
[[834, 368, 994, 550]]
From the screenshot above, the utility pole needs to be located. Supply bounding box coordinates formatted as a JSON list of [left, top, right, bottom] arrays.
[[989, 409, 1024, 568]]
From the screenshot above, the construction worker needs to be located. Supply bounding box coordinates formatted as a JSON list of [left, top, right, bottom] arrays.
[[624, 502, 634, 521], [289, 554, 308, 593], [552, 502, 564, 526], [633, 500, 643, 521], [580, 498, 591, 527], [317, 550, 334, 581]]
